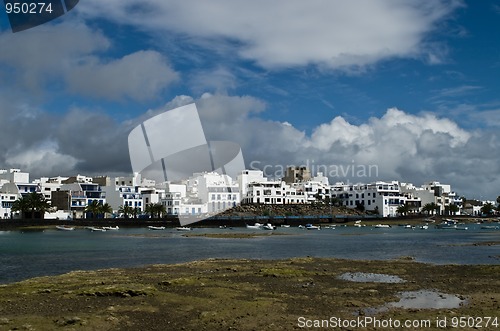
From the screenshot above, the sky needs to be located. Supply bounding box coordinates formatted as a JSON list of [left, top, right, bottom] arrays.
[[0, 0, 499, 200]]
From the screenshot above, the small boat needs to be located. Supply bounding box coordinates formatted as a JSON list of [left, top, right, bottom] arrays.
[[305, 224, 320, 230], [280, 224, 290, 228], [420, 225, 429, 230], [148, 226, 165, 230], [176, 227, 192, 231], [103, 226, 119, 230], [56, 225, 75, 231], [246, 223, 263, 229], [374, 224, 391, 228], [88, 227, 106, 232], [262, 223, 276, 230], [455, 226, 468, 230], [436, 219, 458, 229]]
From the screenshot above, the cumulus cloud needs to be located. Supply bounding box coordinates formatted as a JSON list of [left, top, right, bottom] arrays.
[[0, 91, 498, 199], [0, 23, 178, 101], [78, 0, 463, 70], [66, 50, 178, 101], [176, 94, 499, 199], [5, 141, 80, 176]]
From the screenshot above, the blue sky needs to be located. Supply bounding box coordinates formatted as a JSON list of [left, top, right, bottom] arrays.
[[0, 0, 499, 199]]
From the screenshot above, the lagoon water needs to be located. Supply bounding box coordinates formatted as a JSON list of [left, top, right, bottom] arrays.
[[0, 224, 498, 284]]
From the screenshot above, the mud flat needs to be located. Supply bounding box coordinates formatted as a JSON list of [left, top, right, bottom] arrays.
[[0, 258, 498, 330]]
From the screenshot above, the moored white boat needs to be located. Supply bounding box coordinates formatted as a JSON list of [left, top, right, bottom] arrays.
[[246, 223, 263, 229], [103, 226, 119, 230], [374, 224, 391, 228], [305, 224, 320, 230], [56, 225, 75, 231], [176, 227, 192, 231], [148, 226, 165, 230], [88, 227, 106, 232], [262, 223, 276, 230]]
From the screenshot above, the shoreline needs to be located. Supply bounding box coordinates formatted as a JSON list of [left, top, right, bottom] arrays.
[[0, 257, 498, 330], [0, 214, 496, 231]]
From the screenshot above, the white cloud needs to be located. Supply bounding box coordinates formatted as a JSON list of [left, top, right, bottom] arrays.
[[0, 23, 178, 101], [66, 50, 178, 101], [5, 141, 80, 176], [0, 22, 109, 91], [180, 94, 498, 199], [79, 0, 463, 70]]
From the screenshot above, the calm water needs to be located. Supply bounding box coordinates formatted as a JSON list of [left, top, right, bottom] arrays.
[[0, 224, 499, 284]]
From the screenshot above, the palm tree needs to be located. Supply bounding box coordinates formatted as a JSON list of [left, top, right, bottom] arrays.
[[118, 205, 134, 219], [85, 200, 101, 219], [396, 203, 410, 216], [481, 202, 494, 216], [99, 203, 113, 218], [145, 203, 166, 218], [423, 202, 440, 215], [422, 203, 431, 215], [11, 192, 51, 219], [448, 204, 459, 215]]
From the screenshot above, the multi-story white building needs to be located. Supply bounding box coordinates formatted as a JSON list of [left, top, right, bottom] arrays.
[[159, 172, 239, 216], [401, 181, 462, 215], [242, 180, 306, 204], [331, 181, 420, 217], [237, 170, 266, 197], [191, 172, 239, 214], [293, 172, 330, 203], [0, 169, 29, 185], [52, 182, 106, 218], [102, 173, 164, 215], [0, 192, 18, 219]]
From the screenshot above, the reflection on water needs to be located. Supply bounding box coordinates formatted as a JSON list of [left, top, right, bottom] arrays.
[[389, 290, 466, 309]]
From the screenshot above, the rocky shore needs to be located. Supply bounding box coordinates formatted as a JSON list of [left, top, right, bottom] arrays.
[[0, 258, 498, 330]]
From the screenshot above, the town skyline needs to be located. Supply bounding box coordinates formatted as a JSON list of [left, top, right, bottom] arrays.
[[1, 1, 499, 200]]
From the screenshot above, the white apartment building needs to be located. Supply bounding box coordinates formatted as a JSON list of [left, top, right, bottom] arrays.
[[331, 181, 420, 217], [0, 169, 29, 185], [401, 181, 462, 215], [242, 180, 306, 204], [293, 172, 330, 203], [160, 172, 239, 216], [192, 172, 239, 214], [102, 173, 163, 214], [0, 192, 18, 218], [35, 177, 68, 201], [237, 170, 266, 197]]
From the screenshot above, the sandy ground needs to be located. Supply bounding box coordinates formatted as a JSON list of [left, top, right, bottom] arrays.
[[0, 256, 498, 331]]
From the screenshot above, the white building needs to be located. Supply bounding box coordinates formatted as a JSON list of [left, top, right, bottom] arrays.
[[102, 173, 163, 215], [0, 169, 29, 185], [159, 172, 239, 216], [242, 180, 306, 204], [401, 181, 462, 215], [0, 192, 18, 218], [293, 172, 330, 203], [191, 172, 239, 214], [237, 170, 266, 197], [331, 181, 420, 217]]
